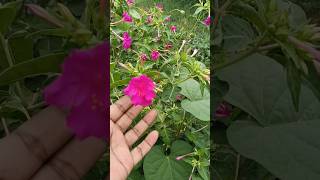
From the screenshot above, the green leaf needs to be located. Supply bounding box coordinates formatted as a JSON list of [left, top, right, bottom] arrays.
[[217, 54, 304, 125], [178, 79, 209, 101], [9, 32, 33, 64], [218, 53, 320, 180], [181, 99, 210, 121], [0, 1, 22, 34], [178, 79, 210, 121], [143, 140, 193, 180], [0, 53, 66, 86], [228, 118, 320, 180], [129, 9, 141, 19], [222, 15, 255, 51]]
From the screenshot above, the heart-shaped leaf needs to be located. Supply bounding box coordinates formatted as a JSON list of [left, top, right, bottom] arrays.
[[218, 53, 320, 180], [143, 140, 193, 180]]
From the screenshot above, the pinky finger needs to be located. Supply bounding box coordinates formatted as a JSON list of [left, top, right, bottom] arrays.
[[131, 130, 159, 166]]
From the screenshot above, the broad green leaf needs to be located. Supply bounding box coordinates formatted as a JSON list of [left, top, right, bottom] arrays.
[[217, 54, 302, 125], [0, 53, 66, 86], [178, 79, 210, 121], [143, 140, 193, 180], [129, 9, 141, 19], [181, 99, 210, 121], [228, 119, 320, 180], [222, 15, 255, 51], [218, 53, 320, 180], [178, 79, 209, 101]]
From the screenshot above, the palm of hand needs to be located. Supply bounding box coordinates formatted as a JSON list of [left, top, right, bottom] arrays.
[[110, 96, 159, 180]]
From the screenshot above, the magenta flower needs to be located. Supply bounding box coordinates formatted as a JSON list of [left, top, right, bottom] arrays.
[[122, 12, 133, 23], [170, 25, 177, 33], [215, 102, 232, 118], [165, 16, 171, 22], [156, 3, 163, 11], [151, 50, 160, 61], [176, 94, 183, 101], [146, 15, 153, 24], [127, 0, 134, 5], [122, 32, 132, 49], [140, 53, 148, 62], [44, 42, 108, 141], [124, 75, 156, 106], [203, 16, 211, 26], [165, 43, 172, 50]]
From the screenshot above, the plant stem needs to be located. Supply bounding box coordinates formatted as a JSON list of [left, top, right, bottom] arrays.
[[234, 154, 240, 180], [213, 47, 257, 71], [1, 118, 10, 136], [111, 29, 123, 40]]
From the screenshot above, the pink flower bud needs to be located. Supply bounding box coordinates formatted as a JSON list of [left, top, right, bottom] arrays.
[[126, 0, 134, 6], [203, 16, 211, 26], [151, 50, 160, 61], [122, 12, 133, 23], [170, 25, 177, 33]]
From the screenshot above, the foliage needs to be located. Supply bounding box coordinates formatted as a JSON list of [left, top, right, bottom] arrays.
[[213, 0, 320, 179], [111, 0, 210, 179]]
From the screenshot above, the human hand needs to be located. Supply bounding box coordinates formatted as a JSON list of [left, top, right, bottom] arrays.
[[110, 96, 159, 180], [0, 107, 106, 180]]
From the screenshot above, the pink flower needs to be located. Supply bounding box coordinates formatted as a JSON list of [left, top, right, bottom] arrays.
[[203, 16, 211, 26], [44, 42, 108, 141], [146, 15, 153, 24], [151, 50, 160, 61], [124, 75, 156, 106], [140, 53, 148, 62], [122, 32, 132, 49], [165, 43, 172, 50], [170, 25, 177, 32], [156, 3, 163, 11], [215, 102, 232, 118], [165, 16, 170, 22], [176, 94, 183, 101], [122, 12, 133, 23], [126, 0, 134, 5]]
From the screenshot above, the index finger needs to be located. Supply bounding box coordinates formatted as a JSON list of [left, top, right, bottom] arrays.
[[110, 96, 132, 122]]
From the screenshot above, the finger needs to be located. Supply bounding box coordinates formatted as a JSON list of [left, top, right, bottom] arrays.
[[131, 130, 159, 166], [31, 137, 106, 180], [0, 106, 72, 180], [125, 110, 157, 147], [116, 105, 144, 133], [110, 96, 132, 122]]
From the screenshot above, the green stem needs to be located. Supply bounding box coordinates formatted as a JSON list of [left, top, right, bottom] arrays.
[[234, 154, 240, 180]]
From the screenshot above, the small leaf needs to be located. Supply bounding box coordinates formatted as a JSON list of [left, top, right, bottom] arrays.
[[129, 9, 141, 19]]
